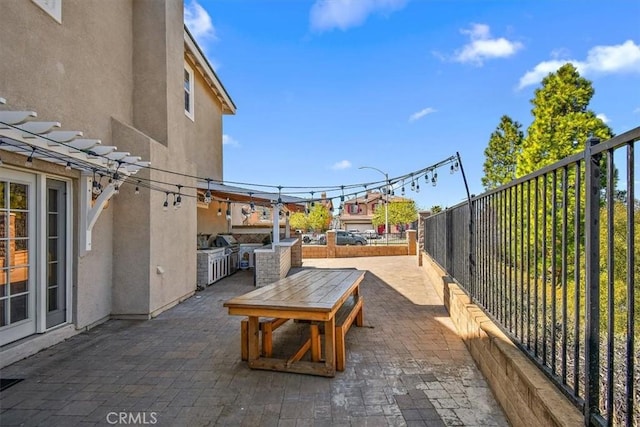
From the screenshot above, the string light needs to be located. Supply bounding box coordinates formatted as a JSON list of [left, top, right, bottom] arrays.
[[204, 179, 212, 204], [163, 192, 169, 211], [217, 200, 222, 216], [135, 180, 140, 195], [65, 161, 72, 171], [25, 148, 35, 167], [174, 185, 182, 209]]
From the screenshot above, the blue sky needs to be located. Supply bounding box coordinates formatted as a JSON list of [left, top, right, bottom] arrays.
[[185, 0, 640, 210]]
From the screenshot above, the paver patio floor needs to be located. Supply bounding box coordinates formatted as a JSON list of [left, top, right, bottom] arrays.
[[0, 256, 508, 426]]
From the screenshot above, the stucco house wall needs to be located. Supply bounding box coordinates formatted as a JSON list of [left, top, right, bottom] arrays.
[[0, 0, 235, 363]]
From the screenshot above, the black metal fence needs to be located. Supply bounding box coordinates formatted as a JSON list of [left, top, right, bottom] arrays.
[[423, 128, 639, 426]]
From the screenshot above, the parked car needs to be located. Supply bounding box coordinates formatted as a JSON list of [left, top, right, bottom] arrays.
[[300, 232, 322, 244], [336, 230, 367, 245], [361, 229, 381, 239]]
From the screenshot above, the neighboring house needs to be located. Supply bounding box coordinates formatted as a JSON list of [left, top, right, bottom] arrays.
[[0, 0, 235, 366], [339, 191, 409, 233]]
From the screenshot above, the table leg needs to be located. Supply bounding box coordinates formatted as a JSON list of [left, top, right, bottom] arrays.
[[310, 324, 321, 362], [247, 316, 260, 362], [324, 316, 336, 375]]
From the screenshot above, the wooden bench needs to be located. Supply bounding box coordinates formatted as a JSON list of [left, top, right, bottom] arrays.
[[334, 294, 364, 371], [240, 317, 288, 360]]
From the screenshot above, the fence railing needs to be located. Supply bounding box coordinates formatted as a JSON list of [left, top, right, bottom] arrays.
[[423, 128, 639, 426]]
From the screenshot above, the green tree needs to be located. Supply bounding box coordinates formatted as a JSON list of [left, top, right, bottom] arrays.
[[289, 212, 309, 231], [307, 203, 331, 232], [518, 63, 613, 176], [372, 200, 418, 229], [482, 115, 523, 189], [431, 205, 443, 214]]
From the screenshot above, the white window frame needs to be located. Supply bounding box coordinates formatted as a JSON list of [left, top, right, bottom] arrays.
[[184, 60, 195, 121], [31, 0, 62, 24]]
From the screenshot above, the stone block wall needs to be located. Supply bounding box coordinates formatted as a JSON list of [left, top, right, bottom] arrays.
[[420, 253, 583, 427], [301, 230, 417, 259], [254, 238, 297, 287]]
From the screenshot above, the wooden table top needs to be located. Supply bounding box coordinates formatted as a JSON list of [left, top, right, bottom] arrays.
[[223, 269, 365, 320]]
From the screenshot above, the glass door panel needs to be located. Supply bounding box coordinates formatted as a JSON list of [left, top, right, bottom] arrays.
[[0, 171, 35, 346], [46, 179, 66, 328]]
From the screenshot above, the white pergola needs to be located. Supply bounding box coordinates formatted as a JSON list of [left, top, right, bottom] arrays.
[[0, 97, 150, 253]]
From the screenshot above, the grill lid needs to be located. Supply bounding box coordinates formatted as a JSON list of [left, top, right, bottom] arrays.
[[213, 234, 238, 247]]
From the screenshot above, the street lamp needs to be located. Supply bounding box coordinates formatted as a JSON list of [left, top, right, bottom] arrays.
[[358, 166, 389, 244]]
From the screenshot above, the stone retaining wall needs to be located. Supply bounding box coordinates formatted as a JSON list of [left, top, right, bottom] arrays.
[[420, 253, 583, 427]]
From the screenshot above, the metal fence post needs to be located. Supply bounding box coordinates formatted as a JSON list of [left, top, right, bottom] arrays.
[[445, 208, 454, 274], [469, 198, 476, 300], [584, 135, 601, 426]]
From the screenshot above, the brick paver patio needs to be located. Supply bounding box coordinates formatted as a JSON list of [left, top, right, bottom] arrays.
[[0, 256, 508, 426]]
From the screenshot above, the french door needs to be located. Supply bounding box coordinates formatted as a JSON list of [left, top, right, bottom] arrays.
[[0, 169, 70, 346], [0, 169, 36, 345], [46, 179, 67, 328]]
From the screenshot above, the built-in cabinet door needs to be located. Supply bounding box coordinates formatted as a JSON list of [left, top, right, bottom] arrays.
[[0, 169, 36, 346], [46, 179, 66, 328]]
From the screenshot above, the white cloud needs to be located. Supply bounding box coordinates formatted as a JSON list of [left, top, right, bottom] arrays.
[[518, 40, 640, 89], [409, 107, 437, 122], [222, 134, 240, 147], [596, 113, 610, 124], [453, 24, 523, 65], [184, 0, 217, 40], [331, 160, 352, 170], [518, 59, 576, 89], [310, 0, 407, 32]]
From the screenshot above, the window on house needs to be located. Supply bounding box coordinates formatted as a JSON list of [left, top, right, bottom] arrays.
[[184, 62, 194, 121], [349, 204, 359, 214]]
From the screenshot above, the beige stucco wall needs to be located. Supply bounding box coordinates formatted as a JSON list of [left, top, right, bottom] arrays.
[[0, 0, 230, 329], [186, 59, 224, 180], [0, 0, 136, 329]]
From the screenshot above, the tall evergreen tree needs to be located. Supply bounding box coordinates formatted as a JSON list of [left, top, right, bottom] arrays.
[[482, 115, 523, 189], [517, 63, 612, 176]]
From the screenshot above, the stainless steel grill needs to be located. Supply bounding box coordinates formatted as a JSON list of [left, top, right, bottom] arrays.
[[212, 235, 239, 274]]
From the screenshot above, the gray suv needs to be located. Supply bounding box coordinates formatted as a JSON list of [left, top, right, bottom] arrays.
[[336, 230, 367, 245]]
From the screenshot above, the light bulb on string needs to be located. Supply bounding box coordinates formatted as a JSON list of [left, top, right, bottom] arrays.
[[163, 193, 169, 211], [204, 179, 212, 204], [25, 148, 35, 167], [135, 181, 140, 195], [65, 162, 72, 171], [217, 200, 222, 216], [415, 182, 420, 193], [174, 185, 182, 209]]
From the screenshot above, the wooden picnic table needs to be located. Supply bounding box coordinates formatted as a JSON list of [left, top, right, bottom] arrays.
[[223, 269, 365, 377]]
